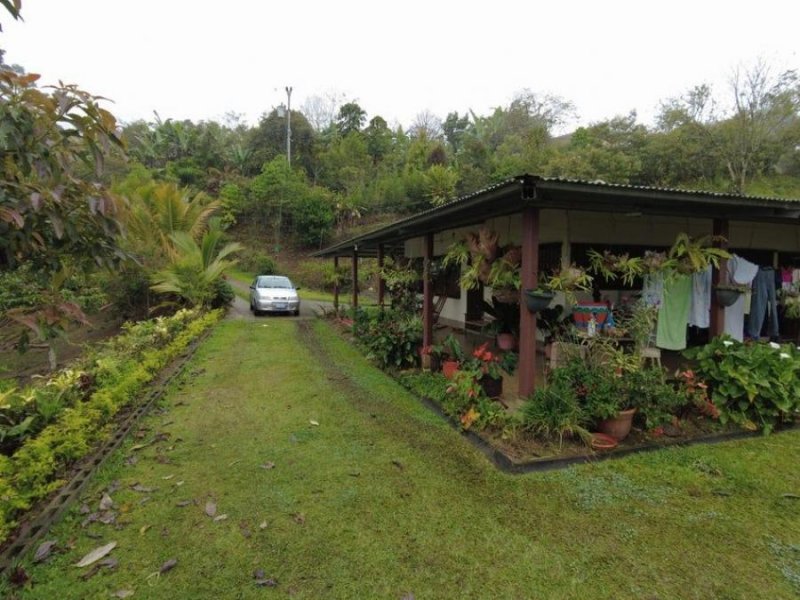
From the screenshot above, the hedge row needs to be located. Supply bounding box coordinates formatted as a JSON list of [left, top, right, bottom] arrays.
[[0, 308, 222, 543]]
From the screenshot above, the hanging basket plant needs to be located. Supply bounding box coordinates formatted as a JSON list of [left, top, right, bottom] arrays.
[[714, 283, 748, 307]]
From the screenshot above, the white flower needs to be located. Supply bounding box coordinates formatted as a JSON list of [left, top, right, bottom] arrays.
[[722, 340, 734, 347], [780, 352, 791, 360], [769, 342, 780, 350]]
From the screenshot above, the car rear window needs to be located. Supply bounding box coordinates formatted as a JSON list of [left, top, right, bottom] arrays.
[[257, 276, 292, 289]]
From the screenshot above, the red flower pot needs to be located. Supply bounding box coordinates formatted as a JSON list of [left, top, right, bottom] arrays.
[[442, 360, 460, 379]]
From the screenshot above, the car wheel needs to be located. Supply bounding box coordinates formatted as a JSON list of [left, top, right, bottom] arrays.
[[293, 309, 300, 316]]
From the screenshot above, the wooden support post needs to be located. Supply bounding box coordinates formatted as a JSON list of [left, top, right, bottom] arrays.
[[333, 255, 340, 312], [351, 247, 359, 309], [710, 218, 729, 338], [377, 244, 386, 311], [519, 208, 540, 397], [422, 234, 434, 350]]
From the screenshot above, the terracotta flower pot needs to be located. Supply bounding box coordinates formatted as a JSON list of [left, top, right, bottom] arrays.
[[496, 332, 517, 351], [442, 360, 460, 379], [597, 407, 637, 441]]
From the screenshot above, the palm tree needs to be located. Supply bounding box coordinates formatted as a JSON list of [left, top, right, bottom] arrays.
[[150, 228, 243, 308]]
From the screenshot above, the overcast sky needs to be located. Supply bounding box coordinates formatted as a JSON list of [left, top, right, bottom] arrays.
[[2, 0, 798, 131]]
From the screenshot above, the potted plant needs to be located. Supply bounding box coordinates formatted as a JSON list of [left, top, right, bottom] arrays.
[[463, 342, 504, 399], [524, 262, 593, 313], [441, 334, 464, 379], [714, 282, 749, 307], [482, 297, 519, 350]]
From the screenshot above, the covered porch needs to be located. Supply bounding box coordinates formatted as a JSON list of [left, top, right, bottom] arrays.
[[314, 174, 800, 397]]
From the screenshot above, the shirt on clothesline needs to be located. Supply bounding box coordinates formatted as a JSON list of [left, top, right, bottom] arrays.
[[723, 255, 759, 342]]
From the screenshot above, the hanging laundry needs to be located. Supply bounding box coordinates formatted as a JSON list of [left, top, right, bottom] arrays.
[[781, 267, 793, 291], [642, 273, 664, 308], [689, 265, 712, 329], [748, 267, 779, 340], [656, 274, 692, 350], [723, 255, 759, 342]]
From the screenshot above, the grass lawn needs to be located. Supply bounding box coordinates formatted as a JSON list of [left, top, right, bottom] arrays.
[[7, 318, 800, 599]]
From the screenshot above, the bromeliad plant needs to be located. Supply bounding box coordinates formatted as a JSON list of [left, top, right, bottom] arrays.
[[684, 336, 800, 433]]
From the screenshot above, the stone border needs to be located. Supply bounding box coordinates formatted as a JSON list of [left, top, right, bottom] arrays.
[[0, 331, 211, 573]]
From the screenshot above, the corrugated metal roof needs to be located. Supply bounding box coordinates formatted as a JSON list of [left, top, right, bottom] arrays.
[[313, 174, 800, 257]]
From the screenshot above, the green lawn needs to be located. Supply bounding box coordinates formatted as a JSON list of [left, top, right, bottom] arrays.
[[8, 319, 800, 599]]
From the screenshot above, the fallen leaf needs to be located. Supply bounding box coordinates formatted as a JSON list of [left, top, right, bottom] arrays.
[[139, 497, 151, 506], [75, 541, 117, 567], [82, 513, 99, 528], [100, 557, 119, 569], [33, 540, 57, 563], [255, 578, 278, 587], [160, 558, 178, 574], [260, 462, 275, 470], [175, 481, 185, 486], [176, 500, 191, 507], [782, 493, 800, 499], [131, 484, 155, 493], [98, 512, 117, 525], [205, 500, 217, 517], [79, 503, 91, 515], [99, 493, 113, 511], [129, 442, 152, 451], [292, 513, 305, 525], [309, 420, 319, 426], [214, 514, 228, 522], [139, 525, 151, 535], [161, 475, 174, 480], [112, 590, 134, 599], [259, 521, 268, 529], [107, 480, 121, 494], [253, 568, 265, 579]]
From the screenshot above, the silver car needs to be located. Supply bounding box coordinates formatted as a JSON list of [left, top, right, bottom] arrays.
[[249, 275, 301, 316]]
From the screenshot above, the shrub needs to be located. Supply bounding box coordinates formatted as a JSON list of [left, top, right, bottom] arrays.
[[522, 380, 586, 446], [0, 309, 221, 542], [685, 336, 800, 433], [210, 278, 235, 309], [360, 311, 422, 370], [239, 252, 277, 276]]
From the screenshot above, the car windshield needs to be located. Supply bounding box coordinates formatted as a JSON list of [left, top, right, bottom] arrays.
[[257, 276, 293, 289]]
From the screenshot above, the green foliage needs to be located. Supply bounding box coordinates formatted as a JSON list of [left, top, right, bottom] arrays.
[[0, 308, 221, 542], [150, 228, 243, 308], [291, 186, 335, 247], [523, 379, 586, 446], [293, 259, 350, 292], [0, 70, 125, 272], [685, 336, 800, 433], [238, 251, 277, 276], [358, 310, 422, 369]]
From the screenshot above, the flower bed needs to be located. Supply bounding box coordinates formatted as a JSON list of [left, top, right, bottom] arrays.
[[0, 308, 221, 543]]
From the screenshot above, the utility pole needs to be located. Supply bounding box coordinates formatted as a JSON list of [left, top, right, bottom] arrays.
[[285, 86, 292, 167], [275, 86, 292, 255]]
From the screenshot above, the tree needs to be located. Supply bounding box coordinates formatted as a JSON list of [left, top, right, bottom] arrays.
[[409, 110, 443, 140], [658, 61, 800, 193], [364, 116, 393, 165], [336, 102, 367, 136], [247, 108, 316, 176], [301, 91, 346, 132], [0, 70, 125, 272], [151, 227, 242, 308], [443, 111, 470, 154]]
